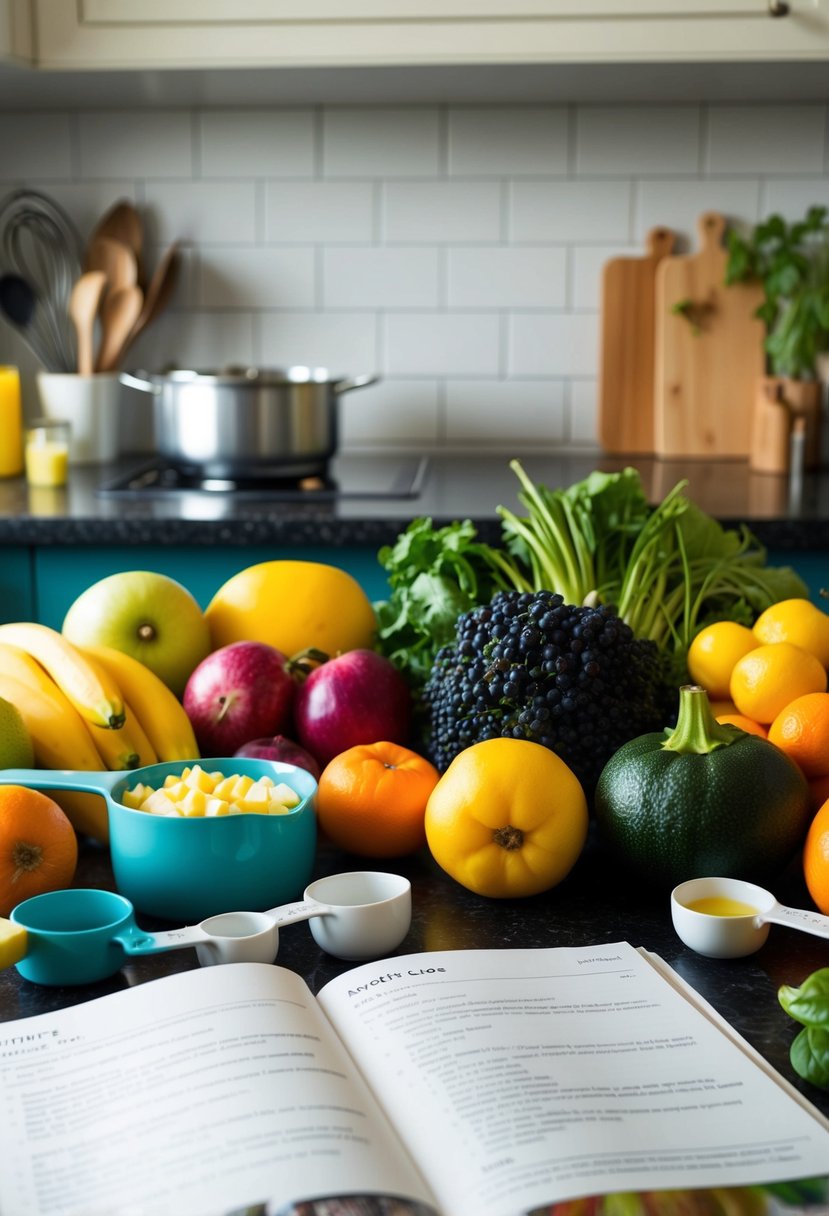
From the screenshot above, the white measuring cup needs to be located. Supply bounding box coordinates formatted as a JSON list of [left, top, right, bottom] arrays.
[[671, 875, 829, 959], [151, 869, 413, 967]]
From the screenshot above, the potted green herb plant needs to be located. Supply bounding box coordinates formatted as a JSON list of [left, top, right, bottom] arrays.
[[725, 205, 829, 471]]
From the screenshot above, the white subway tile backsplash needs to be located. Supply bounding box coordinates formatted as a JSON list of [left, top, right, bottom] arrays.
[[764, 178, 829, 220], [323, 247, 439, 308], [323, 108, 440, 177], [265, 181, 374, 242], [258, 311, 377, 375], [146, 181, 257, 244], [707, 105, 826, 176], [198, 110, 315, 178], [386, 313, 500, 376], [448, 247, 566, 308], [511, 180, 632, 243], [576, 106, 700, 176], [448, 107, 568, 177], [637, 179, 762, 246], [78, 111, 192, 179], [4, 100, 829, 455], [568, 379, 600, 446], [510, 313, 600, 377], [341, 379, 440, 447], [446, 380, 565, 443], [199, 247, 315, 308], [572, 244, 636, 311], [0, 113, 73, 180], [383, 181, 502, 242]]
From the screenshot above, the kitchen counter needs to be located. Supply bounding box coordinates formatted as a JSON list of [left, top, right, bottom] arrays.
[[2, 828, 828, 1133], [1, 452, 829, 552]]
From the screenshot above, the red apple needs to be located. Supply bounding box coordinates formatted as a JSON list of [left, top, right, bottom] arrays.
[[234, 734, 321, 781], [183, 641, 296, 757], [294, 649, 411, 766]]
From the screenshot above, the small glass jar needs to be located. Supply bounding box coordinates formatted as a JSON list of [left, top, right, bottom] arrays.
[[25, 419, 70, 488]]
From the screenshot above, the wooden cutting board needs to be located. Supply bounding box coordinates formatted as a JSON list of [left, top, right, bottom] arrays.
[[654, 211, 766, 459], [598, 226, 675, 454]]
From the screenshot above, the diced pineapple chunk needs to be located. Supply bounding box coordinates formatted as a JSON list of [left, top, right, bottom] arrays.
[[179, 788, 210, 817], [211, 775, 238, 801], [271, 782, 301, 808], [121, 784, 148, 809], [267, 799, 292, 815], [204, 796, 231, 817], [184, 764, 216, 793], [162, 780, 189, 803], [141, 789, 184, 816]]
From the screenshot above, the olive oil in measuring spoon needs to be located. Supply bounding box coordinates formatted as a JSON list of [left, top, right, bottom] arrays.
[[686, 896, 758, 917]]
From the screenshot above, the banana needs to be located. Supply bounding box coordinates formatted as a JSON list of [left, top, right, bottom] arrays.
[[0, 650, 110, 842], [0, 672, 105, 772], [82, 643, 199, 762], [0, 622, 125, 730], [85, 700, 158, 771]]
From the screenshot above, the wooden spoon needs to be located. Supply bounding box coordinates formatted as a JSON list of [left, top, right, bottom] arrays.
[[85, 235, 138, 295], [90, 200, 144, 289], [69, 270, 107, 376], [128, 241, 181, 346], [96, 285, 144, 373]]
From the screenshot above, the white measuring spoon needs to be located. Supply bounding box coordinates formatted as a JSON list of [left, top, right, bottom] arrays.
[[671, 875, 829, 959], [145, 870, 412, 967]]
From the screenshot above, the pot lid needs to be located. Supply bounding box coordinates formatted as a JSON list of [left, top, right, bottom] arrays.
[[132, 365, 351, 387]]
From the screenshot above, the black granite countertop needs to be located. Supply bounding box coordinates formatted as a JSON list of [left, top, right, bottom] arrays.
[[1, 451, 829, 550], [2, 830, 828, 1126]]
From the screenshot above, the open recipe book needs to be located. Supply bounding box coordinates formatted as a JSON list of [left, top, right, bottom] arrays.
[[0, 943, 828, 1216]]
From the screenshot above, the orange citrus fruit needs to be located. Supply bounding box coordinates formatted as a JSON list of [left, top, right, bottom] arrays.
[[424, 737, 588, 899], [803, 798, 829, 913], [753, 597, 829, 668], [715, 712, 767, 738], [709, 698, 739, 718], [0, 785, 78, 916], [729, 642, 826, 725], [316, 740, 439, 858], [687, 621, 758, 700], [768, 692, 829, 777]]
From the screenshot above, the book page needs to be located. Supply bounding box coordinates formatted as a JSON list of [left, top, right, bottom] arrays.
[[0, 963, 437, 1216], [318, 943, 829, 1216]]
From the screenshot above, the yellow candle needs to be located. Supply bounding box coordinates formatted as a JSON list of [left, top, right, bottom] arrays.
[[25, 420, 70, 488], [0, 366, 23, 477]]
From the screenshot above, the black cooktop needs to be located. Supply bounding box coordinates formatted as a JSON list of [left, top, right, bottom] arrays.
[[97, 455, 429, 501]]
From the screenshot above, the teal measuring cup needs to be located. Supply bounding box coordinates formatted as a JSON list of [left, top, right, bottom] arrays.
[[0, 759, 317, 921], [4, 871, 413, 986]]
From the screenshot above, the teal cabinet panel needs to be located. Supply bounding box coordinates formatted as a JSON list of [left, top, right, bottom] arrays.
[[0, 547, 33, 622], [33, 545, 390, 630]]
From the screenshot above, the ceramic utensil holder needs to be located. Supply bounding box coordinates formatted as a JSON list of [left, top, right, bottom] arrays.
[[36, 372, 120, 464]]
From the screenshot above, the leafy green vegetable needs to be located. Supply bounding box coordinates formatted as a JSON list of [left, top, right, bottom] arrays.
[[374, 517, 509, 686], [779, 968, 829, 1090], [373, 461, 808, 692]]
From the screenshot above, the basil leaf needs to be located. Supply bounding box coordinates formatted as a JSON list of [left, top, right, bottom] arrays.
[[778, 968, 829, 1027], [790, 1025, 829, 1091]]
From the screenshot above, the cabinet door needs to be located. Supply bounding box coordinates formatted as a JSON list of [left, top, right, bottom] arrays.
[[0, 548, 33, 623], [32, 0, 829, 69], [33, 545, 390, 631]]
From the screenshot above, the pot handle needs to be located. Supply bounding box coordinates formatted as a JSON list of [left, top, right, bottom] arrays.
[[334, 374, 379, 395], [119, 371, 161, 395]]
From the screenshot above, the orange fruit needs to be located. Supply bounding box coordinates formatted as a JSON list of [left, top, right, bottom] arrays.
[[768, 692, 829, 777], [803, 798, 829, 913], [424, 737, 588, 899], [0, 785, 78, 916], [687, 621, 758, 700], [316, 741, 439, 858], [709, 698, 739, 717], [753, 597, 829, 668], [729, 642, 826, 725], [205, 560, 376, 659], [715, 712, 767, 738]]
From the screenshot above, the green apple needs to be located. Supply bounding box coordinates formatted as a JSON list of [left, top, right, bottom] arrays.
[[62, 570, 212, 698]]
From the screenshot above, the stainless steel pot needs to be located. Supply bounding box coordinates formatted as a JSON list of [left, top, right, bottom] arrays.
[[120, 366, 378, 478]]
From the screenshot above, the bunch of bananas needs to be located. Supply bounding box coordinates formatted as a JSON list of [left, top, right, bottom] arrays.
[[0, 622, 199, 843]]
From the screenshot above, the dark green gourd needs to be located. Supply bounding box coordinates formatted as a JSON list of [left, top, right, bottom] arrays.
[[594, 684, 812, 889]]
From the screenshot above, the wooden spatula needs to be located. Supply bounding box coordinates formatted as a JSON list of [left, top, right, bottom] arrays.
[[85, 235, 138, 294], [69, 271, 107, 376], [96, 284, 143, 373], [90, 200, 145, 289]]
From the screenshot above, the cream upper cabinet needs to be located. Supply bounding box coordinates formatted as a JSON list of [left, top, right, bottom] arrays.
[[24, 0, 829, 70]]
